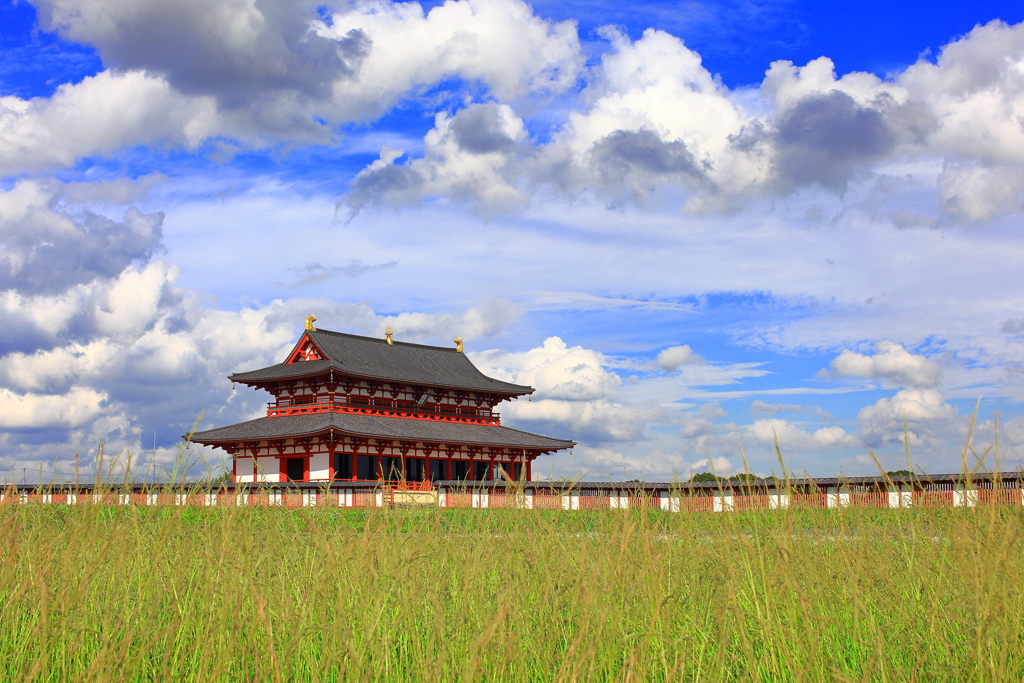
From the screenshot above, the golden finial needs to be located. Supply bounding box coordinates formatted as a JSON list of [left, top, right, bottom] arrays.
[[454, 336, 463, 352], [385, 326, 394, 345], [305, 314, 317, 331]]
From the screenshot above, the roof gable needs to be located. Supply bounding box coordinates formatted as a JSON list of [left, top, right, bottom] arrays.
[[285, 334, 325, 364]]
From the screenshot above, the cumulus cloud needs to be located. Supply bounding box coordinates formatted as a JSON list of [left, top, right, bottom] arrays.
[[340, 19, 1024, 222], [322, 0, 582, 117], [858, 388, 959, 448], [0, 386, 105, 428], [0, 179, 164, 294], [0, 71, 220, 175], [477, 336, 621, 401], [344, 103, 529, 215], [8, 3, 1024, 225], [1, 0, 581, 175], [472, 337, 667, 441], [34, 0, 369, 102], [937, 163, 1024, 221], [654, 344, 703, 371], [735, 418, 859, 451], [829, 340, 941, 388], [686, 456, 734, 476]]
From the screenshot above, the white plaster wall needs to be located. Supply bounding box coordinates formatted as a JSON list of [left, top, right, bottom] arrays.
[[235, 457, 255, 483], [954, 489, 978, 507], [899, 486, 913, 508], [309, 453, 330, 481], [255, 457, 280, 483]]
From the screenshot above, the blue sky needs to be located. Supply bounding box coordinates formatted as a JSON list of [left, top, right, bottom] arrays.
[[1, 0, 1023, 482]]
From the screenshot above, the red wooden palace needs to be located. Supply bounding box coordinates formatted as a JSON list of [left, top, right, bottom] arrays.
[[189, 319, 574, 484]]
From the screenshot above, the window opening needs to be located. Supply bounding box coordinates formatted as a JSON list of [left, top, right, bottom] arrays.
[[285, 458, 305, 482], [429, 459, 447, 481]]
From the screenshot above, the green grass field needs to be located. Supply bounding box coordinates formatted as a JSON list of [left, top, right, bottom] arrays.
[[1, 498, 1021, 682]]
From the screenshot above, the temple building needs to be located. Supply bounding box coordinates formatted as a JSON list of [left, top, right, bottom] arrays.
[[189, 318, 574, 484]]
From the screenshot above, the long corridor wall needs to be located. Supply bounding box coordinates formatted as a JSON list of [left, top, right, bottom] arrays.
[[3, 472, 1022, 511]]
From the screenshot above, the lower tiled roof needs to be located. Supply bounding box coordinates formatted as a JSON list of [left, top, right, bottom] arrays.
[[189, 412, 574, 451]]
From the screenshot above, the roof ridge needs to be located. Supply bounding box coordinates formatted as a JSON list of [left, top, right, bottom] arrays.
[[310, 328, 461, 352]]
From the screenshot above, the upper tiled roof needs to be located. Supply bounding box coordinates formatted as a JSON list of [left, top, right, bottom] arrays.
[[230, 329, 532, 395], [189, 412, 574, 451]]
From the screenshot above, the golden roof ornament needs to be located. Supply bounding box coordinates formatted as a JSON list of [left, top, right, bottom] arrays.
[[385, 327, 394, 345], [305, 314, 317, 331], [454, 336, 463, 353]]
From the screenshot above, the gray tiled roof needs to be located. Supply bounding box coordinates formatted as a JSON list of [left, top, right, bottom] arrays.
[[190, 412, 575, 451], [230, 329, 532, 395]]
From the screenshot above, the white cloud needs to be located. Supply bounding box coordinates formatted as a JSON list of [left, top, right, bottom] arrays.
[[654, 344, 703, 370], [341, 19, 1024, 223], [345, 103, 530, 214], [899, 20, 1024, 166], [0, 71, 219, 176], [857, 388, 960, 448], [323, 0, 582, 117], [472, 337, 670, 441], [829, 340, 941, 387], [1, 0, 582, 176], [735, 418, 859, 451], [475, 336, 621, 401], [686, 456, 735, 476], [378, 299, 521, 344], [0, 387, 106, 428], [937, 163, 1024, 222]]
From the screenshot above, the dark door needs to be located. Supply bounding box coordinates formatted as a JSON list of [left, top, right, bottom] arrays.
[[285, 458, 305, 482], [429, 459, 447, 481], [474, 462, 490, 481], [382, 457, 403, 481], [406, 458, 424, 482], [334, 453, 351, 479], [357, 455, 377, 480]]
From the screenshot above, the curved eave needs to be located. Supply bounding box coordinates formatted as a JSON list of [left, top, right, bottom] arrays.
[[228, 362, 534, 397], [188, 413, 574, 452]]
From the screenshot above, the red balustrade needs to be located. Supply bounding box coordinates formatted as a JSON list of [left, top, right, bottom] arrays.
[[266, 397, 500, 425]]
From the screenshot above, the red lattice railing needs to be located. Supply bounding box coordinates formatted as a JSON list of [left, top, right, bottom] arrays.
[[267, 397, 500, 425]]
